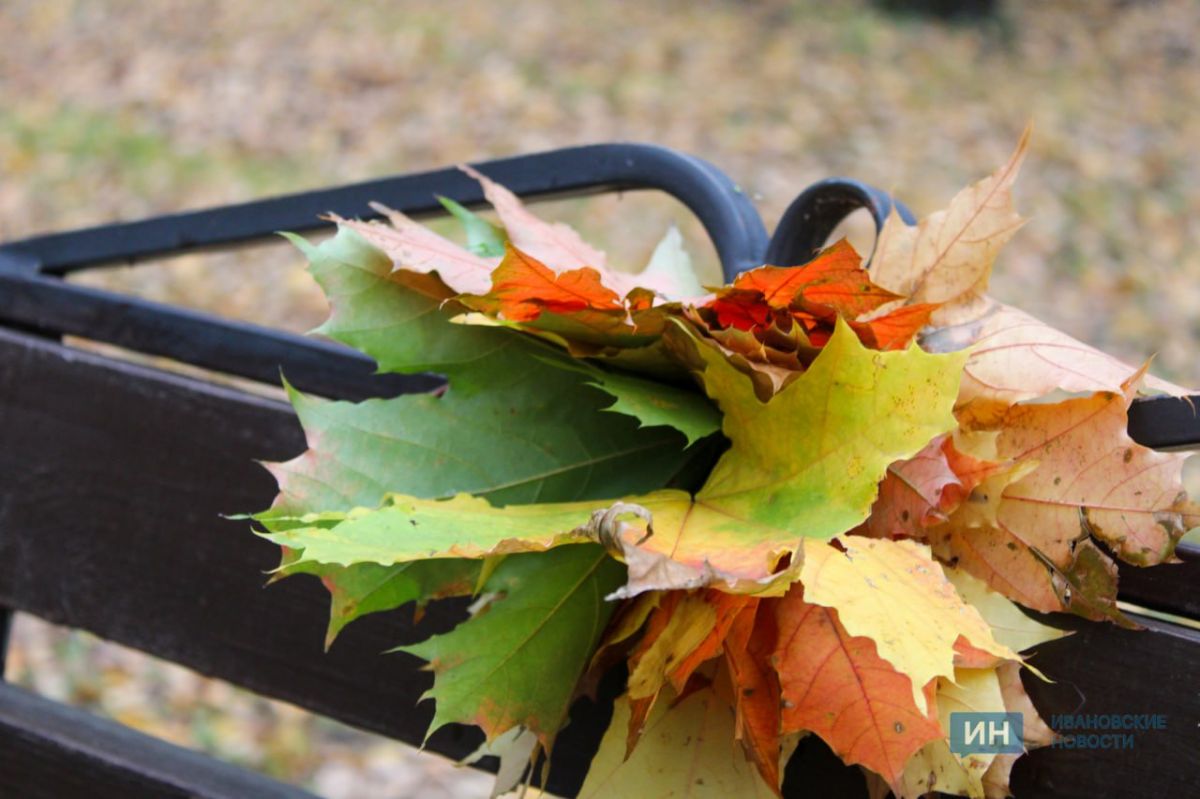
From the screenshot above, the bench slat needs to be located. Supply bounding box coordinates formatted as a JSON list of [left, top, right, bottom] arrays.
[[1116, 543, 1200, 619], [0, 681, 314, 799], [0, 270, 441, 402]]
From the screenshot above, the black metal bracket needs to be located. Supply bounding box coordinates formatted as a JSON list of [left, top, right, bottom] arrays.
[[765, 177, 914, 266]]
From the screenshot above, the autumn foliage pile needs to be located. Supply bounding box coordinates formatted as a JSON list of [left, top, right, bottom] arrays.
[[252, 133, 1197, 798]]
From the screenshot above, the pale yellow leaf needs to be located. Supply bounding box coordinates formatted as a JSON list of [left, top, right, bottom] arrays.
[[578, 688, 776, 799], [921, 301, 1189, 410], [339, 209, 497, 295], [871, 129, 1029, 323]]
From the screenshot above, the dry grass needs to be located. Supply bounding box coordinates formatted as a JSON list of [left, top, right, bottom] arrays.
[[2, 0, 1198, 795]]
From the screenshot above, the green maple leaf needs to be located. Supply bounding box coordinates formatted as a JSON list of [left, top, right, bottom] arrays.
[[262, 226, 701, 508], [280, 557, 479, 650], [539, 356, 721, 447], [400, 544, 625, 747]]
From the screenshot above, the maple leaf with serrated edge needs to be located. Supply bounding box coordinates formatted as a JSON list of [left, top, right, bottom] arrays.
[[772, 586, 943, 789], [336, 209, 496, 297], [401, 545, 625, 747], [718, 239, 900, 320], [281, 559, 479, 649], [467, 245, 624, 321], [921, 301, 1189, 416], [799, 537, 1019, 714], [870, 127, 1029, 325], [928, 368, 1196, 623], [535, 355, 722, 447]]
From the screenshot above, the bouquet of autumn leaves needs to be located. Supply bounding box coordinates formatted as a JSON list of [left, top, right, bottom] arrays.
[[252, 134, 1197, 799]]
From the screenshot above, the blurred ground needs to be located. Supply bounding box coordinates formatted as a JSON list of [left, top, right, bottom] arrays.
[[2, 0, 1198, 796]]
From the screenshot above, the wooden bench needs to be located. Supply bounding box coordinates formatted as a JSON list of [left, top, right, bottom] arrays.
[[1, 143, 1196, 798]]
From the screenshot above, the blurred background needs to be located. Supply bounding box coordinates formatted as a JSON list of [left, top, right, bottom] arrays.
[[2, 0, 1197, 796]]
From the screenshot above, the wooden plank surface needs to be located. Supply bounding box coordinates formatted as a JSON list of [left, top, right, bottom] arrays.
[[0, 681, 314, 799], [1, 326, 1198, 798]]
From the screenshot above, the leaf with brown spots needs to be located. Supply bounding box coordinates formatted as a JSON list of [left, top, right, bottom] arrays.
[[772, 586, 943, 788], [861, 435, 1002, 540], [929, 368, 1195, 620], [799, 537, 1019, 714]]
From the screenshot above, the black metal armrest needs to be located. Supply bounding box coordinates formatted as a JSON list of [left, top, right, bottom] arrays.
[[0, 143, 767, 282], [0, 143, 767, 400]]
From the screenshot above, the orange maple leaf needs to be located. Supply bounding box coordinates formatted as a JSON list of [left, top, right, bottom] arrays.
[[772, 587, 943, 788], [709, 288, 773, 331], [723, 601, 783, 795], [473, 245, 623, 322]]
